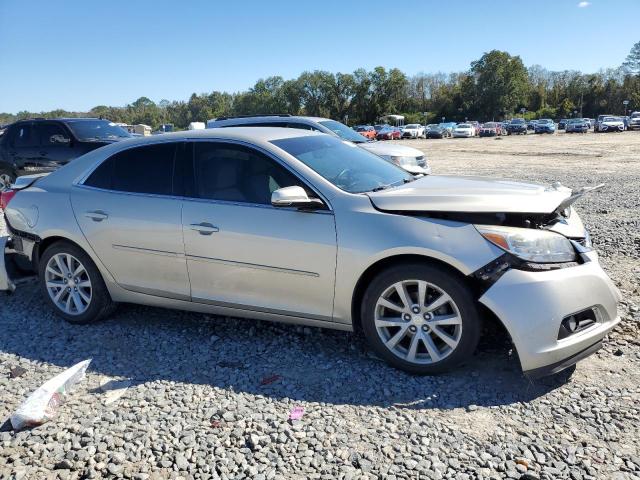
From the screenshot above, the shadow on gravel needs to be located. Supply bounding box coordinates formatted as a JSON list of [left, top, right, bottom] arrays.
[[1, 285, 572, 410]]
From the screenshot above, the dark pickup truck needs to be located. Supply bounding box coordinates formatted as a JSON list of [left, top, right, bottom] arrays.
[[0, 118, 130, 189]]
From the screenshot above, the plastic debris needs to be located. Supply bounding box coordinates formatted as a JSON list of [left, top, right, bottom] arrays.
[[10, 359, 91, 431], [260, 374, 281, 386], [288, 406, 304, 421], [99, 377, 131, 405]]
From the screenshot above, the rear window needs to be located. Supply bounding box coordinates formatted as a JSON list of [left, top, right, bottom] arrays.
[[84, 143, 177, 195]]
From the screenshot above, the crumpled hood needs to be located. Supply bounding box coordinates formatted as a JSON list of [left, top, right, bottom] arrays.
[[358, 142, 424, 158], [367, 175, 572, 214]]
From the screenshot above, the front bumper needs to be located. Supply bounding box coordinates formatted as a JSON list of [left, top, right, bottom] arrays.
[[479, 251, 621, 377], [600, 124, 624, 132]]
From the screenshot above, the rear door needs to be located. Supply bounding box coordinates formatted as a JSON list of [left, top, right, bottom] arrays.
[[181, 141, 337, 320], [70, 141, 190, 299]]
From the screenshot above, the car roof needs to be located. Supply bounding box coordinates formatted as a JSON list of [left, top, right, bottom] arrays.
[[106, 126, 324, 148], [13, 117, 105, 123], [209, 115, 331, 126]]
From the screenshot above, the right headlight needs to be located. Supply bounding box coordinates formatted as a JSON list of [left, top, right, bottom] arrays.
[[475, 225, 577, 263]]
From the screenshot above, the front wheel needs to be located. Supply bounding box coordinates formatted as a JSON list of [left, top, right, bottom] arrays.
[[39, 241, 115, 324], [361, 264, 481, 374]]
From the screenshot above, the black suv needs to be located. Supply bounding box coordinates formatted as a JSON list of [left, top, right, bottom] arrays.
[[0, 118, 130, 188]]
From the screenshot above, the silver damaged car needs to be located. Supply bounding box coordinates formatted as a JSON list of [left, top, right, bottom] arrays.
[[1, 128, 621, 377]]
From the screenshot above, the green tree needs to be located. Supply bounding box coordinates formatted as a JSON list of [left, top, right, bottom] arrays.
[[622, 40, 640, 75], [470, 50, 529, 119]]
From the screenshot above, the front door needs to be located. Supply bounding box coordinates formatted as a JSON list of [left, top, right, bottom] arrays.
[[36, 122, 76, 170], [181, 141, 337, 321], [71, 142, 190, 299]]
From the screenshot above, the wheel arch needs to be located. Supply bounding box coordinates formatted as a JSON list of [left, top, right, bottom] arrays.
[[36, 235, 88, 270], [350, 254, 470, 333]]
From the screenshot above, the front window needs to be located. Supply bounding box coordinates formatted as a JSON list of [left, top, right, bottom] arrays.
[[318, 120, 370, 143], [65, 120, 131, 141], [271, 135, 412, 194], [192, 142, 305, 204], [511, 118, 525, 124]]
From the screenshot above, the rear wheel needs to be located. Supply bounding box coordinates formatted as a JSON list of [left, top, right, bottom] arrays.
[[361, 264, 481, 374], [39, 241, 115, 324]]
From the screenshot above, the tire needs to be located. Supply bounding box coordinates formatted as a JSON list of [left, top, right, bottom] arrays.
[[361, 263, 481, 375], [39, 241, 115, 324], [0, 167, 16, 190]]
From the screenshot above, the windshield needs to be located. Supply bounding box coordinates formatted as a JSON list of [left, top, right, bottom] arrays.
[[405, 124, 419, 129], [271, 135, 412, 194], [484, 123, 497, 128], [318, 120, 369, 143], [511, 118, 525, 124], [457, 124, 471, 128], [538, 119, 552, 124], [65, 120, 130, 141], [603, 117, 617, 122]]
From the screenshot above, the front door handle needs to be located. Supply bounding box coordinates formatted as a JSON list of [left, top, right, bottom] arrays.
[[85, 211, 108, 222], [190, 222, 219, 235]]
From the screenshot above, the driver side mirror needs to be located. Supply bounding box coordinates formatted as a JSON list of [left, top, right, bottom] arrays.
[[271, 186, 325, 210]]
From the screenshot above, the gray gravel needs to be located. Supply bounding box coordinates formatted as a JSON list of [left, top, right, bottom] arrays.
[[1, 131, 639, 479]]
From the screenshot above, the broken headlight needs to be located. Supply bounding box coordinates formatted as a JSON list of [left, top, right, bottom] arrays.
[[475, 225, 577, 263]]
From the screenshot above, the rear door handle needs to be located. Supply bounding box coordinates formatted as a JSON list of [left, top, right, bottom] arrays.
[[190, 222, 219, 235], [85, 211, 108, 222]]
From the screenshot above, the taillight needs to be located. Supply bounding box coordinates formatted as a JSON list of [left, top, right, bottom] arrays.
[[0, 189, 17, 210]]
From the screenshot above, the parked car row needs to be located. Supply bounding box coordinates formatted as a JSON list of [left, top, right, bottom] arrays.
[[3, 112, 639, 191]]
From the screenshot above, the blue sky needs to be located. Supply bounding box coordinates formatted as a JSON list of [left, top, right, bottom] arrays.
[[1, 0, 638, 113]]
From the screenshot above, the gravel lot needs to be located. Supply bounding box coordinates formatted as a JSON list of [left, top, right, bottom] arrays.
[[1, 131, 639, 480]]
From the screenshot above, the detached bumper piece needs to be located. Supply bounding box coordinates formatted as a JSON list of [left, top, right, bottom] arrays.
[[1, 236, 36, 293]]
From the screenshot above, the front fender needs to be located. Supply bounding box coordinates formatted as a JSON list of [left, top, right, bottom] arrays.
[[331, 199, 504, 324]]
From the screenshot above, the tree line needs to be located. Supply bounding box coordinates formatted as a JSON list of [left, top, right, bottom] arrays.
[[2, 42, 640, 130]]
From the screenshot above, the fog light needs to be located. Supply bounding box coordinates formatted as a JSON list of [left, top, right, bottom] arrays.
[[558, 308, 598, 339]]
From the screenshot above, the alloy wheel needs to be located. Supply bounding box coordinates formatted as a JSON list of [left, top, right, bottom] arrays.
[[45, 253, 93, 315], [374, 279, 462, 364]]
